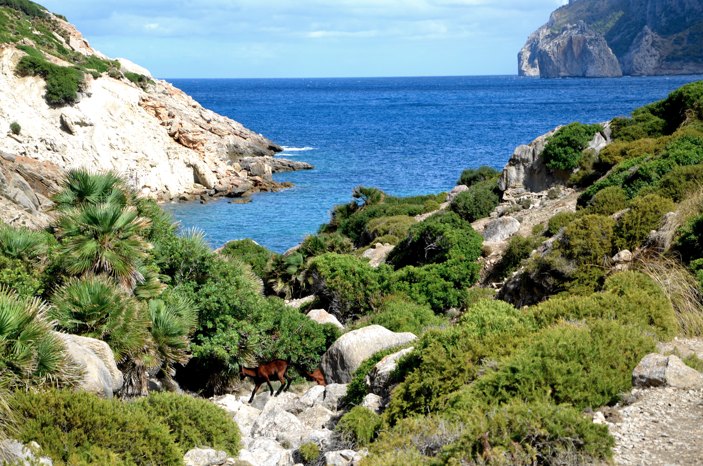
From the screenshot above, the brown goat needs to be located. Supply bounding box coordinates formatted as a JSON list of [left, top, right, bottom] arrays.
[[239, 360, 327, 403]]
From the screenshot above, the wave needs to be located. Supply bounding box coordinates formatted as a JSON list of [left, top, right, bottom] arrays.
[[281, 146, 315, 152]]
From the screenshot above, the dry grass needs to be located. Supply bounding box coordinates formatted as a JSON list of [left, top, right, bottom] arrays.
[[636, 255, 703, 337], [674, 186, 703, 232]]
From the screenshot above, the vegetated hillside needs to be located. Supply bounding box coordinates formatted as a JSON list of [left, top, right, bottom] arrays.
[[1, 14, 702, 460], [519, 0, 703, 77]]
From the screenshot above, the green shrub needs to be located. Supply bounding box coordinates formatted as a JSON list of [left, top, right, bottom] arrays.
[[658, 164, 703, 202], [306, 253, 383, 320], [364, 215, 416, 244], [490, 234, 541, 280], [542, 122, 603, 171], [615, 194, 675, 250], [133, 392, 240, 456], [124, 71, 151, 88], [297, 442, 320, 464], [450, 180, 500, 222], [220, 239, 274, 278], [457, 166, 499, 187], [366, 294, 444, 335], [530, 271, 678, 340], [676, 214, 703, 263], [0, 288, 73, 390], [545, 211, 579, 236], [9, 121, 20, 135], [559, 214, 615, 265], [344, 346, 404, 406], [611, 108, 667, 141], [16, 54, 83, 106], [336, 407, 382, 447], [10, 389, 183, 465], [299, 232, 354, 257], [387, 259, 480, 312], [586, 186, 629, 215], [0, 255, 44, 298], [388, 211, 482, 268], [598, 138, 667, 166], [0, 0, 46, 17], [461, 320, 655, 410], [437, 400, 614, 465]]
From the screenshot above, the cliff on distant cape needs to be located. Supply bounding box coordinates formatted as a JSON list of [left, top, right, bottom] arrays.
[[0, 2, 310, 228], [519, 0, 703, 78]]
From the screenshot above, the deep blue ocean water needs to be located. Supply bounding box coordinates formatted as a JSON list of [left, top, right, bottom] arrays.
[[163, 75, 703, 252]]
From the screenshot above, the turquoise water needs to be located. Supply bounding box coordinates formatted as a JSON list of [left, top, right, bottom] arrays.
[[163, 75, 703, 252]]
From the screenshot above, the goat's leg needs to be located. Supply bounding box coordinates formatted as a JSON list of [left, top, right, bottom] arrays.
[[275, 371, 288, 396], [266, 377, 275, 396], [248, 382, 261, 403]]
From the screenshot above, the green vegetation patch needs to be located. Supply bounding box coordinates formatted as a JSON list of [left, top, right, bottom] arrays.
[[0, 0, 46, 18], [16, 53, 83, 106], [450, 179, 501, 222], [542, 122, 603, 171], [220, 238, 275, 278], [336, 406, 382, 447]]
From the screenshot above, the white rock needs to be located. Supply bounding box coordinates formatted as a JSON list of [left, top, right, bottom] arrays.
[[307, 309, 344, 329], [482, 217, 520, 243], [285, 295, 315, 308], [321, 383, 348, 411], [447, 184, 469, 203], [361, 243, 395, 268], [633, 354, 703, 389], [298, 404, 335, 430], [361, 393, 383, 413], [54, 332, 123, 397], [183, 447, 228, 466], [116, 57, 153, 78], [0, 440, 52, 465], [612, 250, 633, 263], [250, 407, 311, 449], [239, 438, 294, 466], [299, 385, 326, 409], [323, 449, 367, 466], [367, 347, 413, 396], [321, 325, 416, 384]]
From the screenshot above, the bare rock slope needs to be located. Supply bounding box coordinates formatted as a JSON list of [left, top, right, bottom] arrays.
[[0, 12, 308, 227]]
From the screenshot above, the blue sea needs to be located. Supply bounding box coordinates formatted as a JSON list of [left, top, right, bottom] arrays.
[[163, 75, 703, 252]]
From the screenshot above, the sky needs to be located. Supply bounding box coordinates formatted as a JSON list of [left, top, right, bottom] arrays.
[[39, 0, 568, 79]]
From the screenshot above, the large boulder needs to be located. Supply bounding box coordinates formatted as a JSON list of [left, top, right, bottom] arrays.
[[211, 394, 262, 437], [482, 217, 520, 243], [632, 354, 703, 389], [54, 332, 123, 397], [183, 448, 228, 466], [306, 308, 344, 329], [250, 407, 311, 449], [321, 325, 416, 384]]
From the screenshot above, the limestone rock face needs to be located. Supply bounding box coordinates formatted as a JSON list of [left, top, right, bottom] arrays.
[[321, 325, 416, 384], [632, 354, 703, 389], [482, 217, 520, 243], [621, 26, 664, 75], [519, 22, 621, 78], [54, 332, 123, 398]]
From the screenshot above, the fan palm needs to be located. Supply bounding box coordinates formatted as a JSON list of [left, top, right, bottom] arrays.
[[57, 203, 152, 289], [53, 169, 128, 211], [0, 286, 74, 390], [50, 276, 152, 362], [0, 224, 49, 261], [148, 293, 197, 380]]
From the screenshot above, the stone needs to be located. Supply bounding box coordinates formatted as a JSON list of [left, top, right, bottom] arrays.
[[366, 347, 414, 397], [320, 384, 348, 411], [297, 404, 335, 430], [250, 406, 311, 449], [54, 332, 123, 397], [298, 385, 327, 409], [482, 217, 520, 243], [211, 394, 262, 437], [612, 250, 633, 263], [321, 325, 416, 384], [183, 448, 228, 466], [0, 440, 52, 465], [446, 184, 469, 203], [239, 438, 294, 466], [116, 57, 153, 78], [285, 295, 315, 308], [323, 449, 367, 466], [306, 309, 344, 329], [361, 243, 395, 268], [361, 393, 383, 413], [191, 160, 218, 189], [632, 354, 703, 389]]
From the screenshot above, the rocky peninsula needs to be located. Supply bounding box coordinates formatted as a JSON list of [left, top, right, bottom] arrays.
[[519, 0, 703, 78]]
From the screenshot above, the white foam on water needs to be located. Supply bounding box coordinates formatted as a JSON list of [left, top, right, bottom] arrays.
[[281, 146, 315, 152]]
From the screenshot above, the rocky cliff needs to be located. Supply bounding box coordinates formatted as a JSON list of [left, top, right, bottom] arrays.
[[519, 0, 703, 77], [0, 3, 309, 228]]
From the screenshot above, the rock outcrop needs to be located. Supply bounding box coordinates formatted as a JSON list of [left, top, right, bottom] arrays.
[[519, 0, 703, 78], [519, 22, 622, 78], [54, 332, 123, 398], [0, 11, 311, 227], [321, 325, 416, 384]]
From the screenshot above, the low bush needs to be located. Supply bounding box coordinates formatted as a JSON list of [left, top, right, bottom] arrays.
[[530, 271, 678, 339], [657, 164, 703, 202], [299, 232, 354, 257], [124, 71, 151, 88], [459, 320, 655, 410], [586, 185, 629, 215], [219, 239, 274, 278], [363, 215, 416, 245], [611, 108, 667, 141], [490, 234, 541, 280], [559, 214, 616, 265], [16, 54, 83, 106], [297, 442, 321, 464], [133, 392, 241, 456], [306, 253, 384, 320], [456, 165, 499, 187], [344, 346, 404, 407], [335, 406, 382, 447], [542, 122, 603, 171], [9, 121, 20, 135], [614, 194, 675, 250], [598, 138, 667, 167], [450, 180, 500, 222], [10, 389, 183, 465], [365, 294, 444, 335], [0, 0, 46, 17], [388, 211, 482, 268], [545, 211, 579, 236]]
